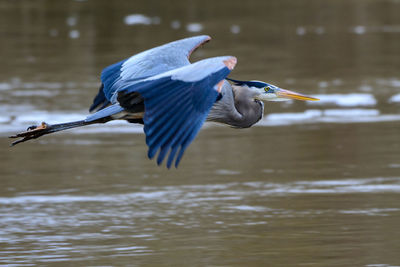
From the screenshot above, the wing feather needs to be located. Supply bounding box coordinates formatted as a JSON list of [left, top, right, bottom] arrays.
[[117, 56, 236, 167], [97, 35, 211, 105]]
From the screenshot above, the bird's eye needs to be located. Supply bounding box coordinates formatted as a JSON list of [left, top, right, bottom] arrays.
[[264, 86, 272, 93]]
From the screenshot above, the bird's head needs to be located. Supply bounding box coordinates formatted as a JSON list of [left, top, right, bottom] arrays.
[[227, 78, 319, 102]]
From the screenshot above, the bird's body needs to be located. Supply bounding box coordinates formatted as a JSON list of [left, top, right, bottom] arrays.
[[10, 35, 318, 168]]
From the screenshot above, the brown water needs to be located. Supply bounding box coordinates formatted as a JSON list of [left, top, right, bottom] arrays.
[[1, 0, 400, 266]]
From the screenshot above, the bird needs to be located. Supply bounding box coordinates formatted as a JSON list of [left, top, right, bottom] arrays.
[[9, 35, 319, 168]]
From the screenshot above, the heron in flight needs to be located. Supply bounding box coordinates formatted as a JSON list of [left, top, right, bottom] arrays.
[[10, 35, 318, 168]]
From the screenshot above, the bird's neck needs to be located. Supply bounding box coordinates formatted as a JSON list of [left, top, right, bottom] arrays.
[[231, 85, 264, 128], [208, 82, 264, 128]]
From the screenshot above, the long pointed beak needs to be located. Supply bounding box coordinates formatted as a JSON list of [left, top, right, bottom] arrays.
[[276, 88, 319, 101]]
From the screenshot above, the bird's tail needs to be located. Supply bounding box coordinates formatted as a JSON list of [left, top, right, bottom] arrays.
[[9, 117, 111, 146]]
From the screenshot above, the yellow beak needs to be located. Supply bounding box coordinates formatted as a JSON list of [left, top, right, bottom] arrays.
[[276, 88, 319, 101]]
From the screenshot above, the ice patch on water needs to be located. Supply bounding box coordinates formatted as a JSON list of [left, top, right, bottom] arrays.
[[376, 78, 400, 87], [351, 25, 400, 35], [308, 93, 377, 106], [14, 111, 86, 124], [296, 179, 366, 186], [230, 205, 268, 212], [0, 83, 12, 90], [69, 30, 80, 39], [230, 25, 241, 34], [0, 78, 98, 90], [0, 104, 36, 114], [171, 20, 181, 29], [74, 121, 143, 134], [0, 111, 86, 134], [11, 90, 59, 97], [296, 26, 306, 35], [112, 246, 148, 251], [265, 110, 322, 122], [0, 190, 170, 205], [124, 14, 160, 25], [186, 23, 203, 32], [0, 108, 144, 135], [0, 195, 109, 204], [388, 93, 400, 103], [258, 109, 400, 126], [0, 116, 10, 123], [253, 177, 400, 195], [66, 16, 78, 27], [295, 26, 326, 35], [318, 81, 329, 88], [39, 139, 105, 146], [339, 208, 400, 216], [352, 25, 367, 34], [323, 109, 379, 116], [359, 84, 373, 92], [285, 177, 400, 194], [215, 169, 241, 175]]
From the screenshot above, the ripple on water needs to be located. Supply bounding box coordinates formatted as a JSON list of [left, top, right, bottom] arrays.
[[215, 169, 241, 175], [339, 208, 400, 216], [1, 177, 399, 207], [1, 177, 399, 264]]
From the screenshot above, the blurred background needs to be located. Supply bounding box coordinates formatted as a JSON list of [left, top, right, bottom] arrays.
[[1, 0, 400, 266]]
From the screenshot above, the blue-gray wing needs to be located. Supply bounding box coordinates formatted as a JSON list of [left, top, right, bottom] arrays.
[[117, 56, 237, 168], [90, 35, 211, 112]]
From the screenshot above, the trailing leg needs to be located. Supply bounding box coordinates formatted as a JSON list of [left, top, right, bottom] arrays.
[[9, 117, 112, 146]]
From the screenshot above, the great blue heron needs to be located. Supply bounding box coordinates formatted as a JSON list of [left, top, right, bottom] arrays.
[[10, 35, 318, 168]]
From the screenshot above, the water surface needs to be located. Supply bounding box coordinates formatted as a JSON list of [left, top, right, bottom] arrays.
[[1, 0, 400, 266]]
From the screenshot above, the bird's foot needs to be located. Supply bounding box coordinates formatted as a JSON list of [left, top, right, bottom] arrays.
[[9, 122, 51, 146], [26, 125, 39, 131]]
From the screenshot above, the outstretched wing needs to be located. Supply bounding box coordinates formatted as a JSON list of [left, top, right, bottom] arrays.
[[117, 56, 237, 168], [90, 35, 211, 112]]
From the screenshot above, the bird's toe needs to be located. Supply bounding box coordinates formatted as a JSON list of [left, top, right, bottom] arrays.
[[9, 122, 51, 143], [26, 125, 37, 131], [27, 122, 48, 131]]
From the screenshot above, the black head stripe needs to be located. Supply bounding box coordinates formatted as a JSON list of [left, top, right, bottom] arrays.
[[226, 78, 266, 88]]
